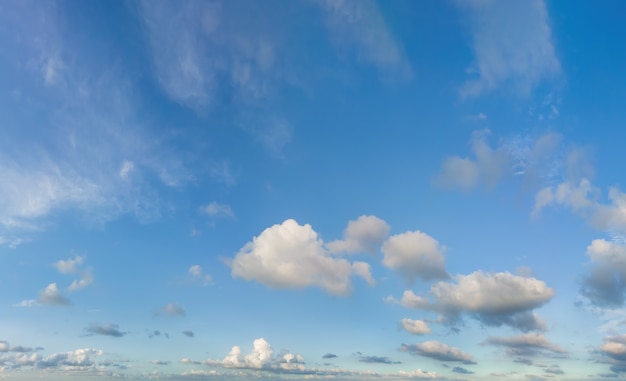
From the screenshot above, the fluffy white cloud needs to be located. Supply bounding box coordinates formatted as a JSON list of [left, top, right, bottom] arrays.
[[38, 348, 103, 369], [400, 318, 431, 335], [456, 0, 560, 97], [327, 215, 390, 254], [382, 231, 449, 283], [231, 219, 375, 295], [389, 271, 554, 332], [207, 338, 305, 372], [401, 341, 474, 364]]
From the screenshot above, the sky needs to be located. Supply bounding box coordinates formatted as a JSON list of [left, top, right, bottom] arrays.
[[2, 0, 626, 380]]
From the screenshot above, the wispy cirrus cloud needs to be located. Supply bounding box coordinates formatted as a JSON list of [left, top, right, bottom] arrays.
[[0, 1, 198, 246], [316, 0, 412, 81], [456, 0, 560, 97]]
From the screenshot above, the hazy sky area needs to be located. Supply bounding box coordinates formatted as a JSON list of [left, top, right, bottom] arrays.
[[2, 0, 626, 380]]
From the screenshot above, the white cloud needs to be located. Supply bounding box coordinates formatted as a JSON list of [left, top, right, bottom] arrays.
[[54, 255, 85, 274], [390, 271, 554, 332], [317, 0, 412, 81], [327, 215, 390, 254], [382, 231, 449, 283], [38, 348, 103, 369], [231, 219, 375, 295], [400, 318, 431, 335], [533, 179, 626, 235], [207, 338, 305, 372], [54, 255, 93, 291], [401, 341, 475, 363], [456, 0, 560, 97], [38, 283, 71, 306], [201, 202, 235, 218]]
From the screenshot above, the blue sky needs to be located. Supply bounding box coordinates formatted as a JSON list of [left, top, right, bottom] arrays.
[[2, 0, 626, 380]]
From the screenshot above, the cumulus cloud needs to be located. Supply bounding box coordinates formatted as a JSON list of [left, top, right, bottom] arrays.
[[400, 318, 431, 335], [156, 303, 186, 317], [322, 353, 337, 359], [38, 348, 103, 369], [200, 202, 234, 218], [389, 271, 554, 332], [578, 239, 626, 307], [382, 231, 449, 283], [533, 180, 626, 236], [84, 323, 126, 338], [597, 335, 626, 374], [484, 334, 567, 359], [151, 360, 171, 366], [327, 215, 390, 254], [231, 219, 375, 295], [206, 338, 305, 372], [38, 283, 71, 306], [182, 331, 195, 338], [456, 0, 560, 97], [401, 341, 475, 364], [201, 338, 439, 379]]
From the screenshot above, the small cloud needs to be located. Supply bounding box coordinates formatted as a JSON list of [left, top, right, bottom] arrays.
[[119, 160, 135, 179], [188, 265, 212, 285], [151, 360, 171, 366], [453, 366, 474, 374], [54, 255, 94, 291], [322, 353, 337, 359], [84, 323, 126, 338], [182, 330, 194, 338], [400, 318, 431, 335], [401, 341, 475, 364], [200, 202, 235, 218], [156, 303, 186, 317], [38, 283, 71, 306], [358, 355, 401, 364], [54, 256, 84, 274]]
